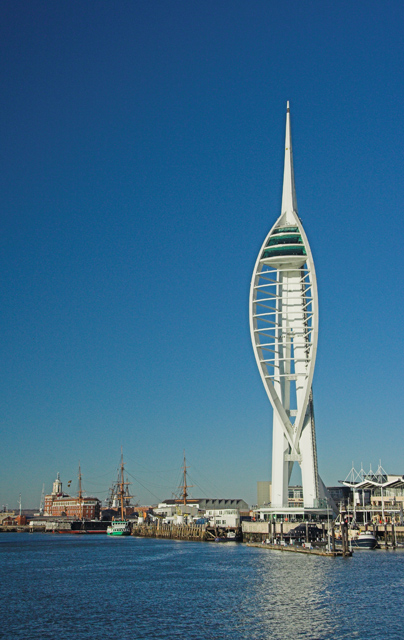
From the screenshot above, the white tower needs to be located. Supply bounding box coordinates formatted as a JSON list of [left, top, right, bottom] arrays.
[[52, 472, 63, 496], [250, 103, 326, 514]]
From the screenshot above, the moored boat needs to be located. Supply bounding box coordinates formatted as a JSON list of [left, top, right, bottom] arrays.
[[214, 530, 240, 542], [56, 520, 111, 534], [107, 520, 131, 536], [350, 531, 378, 549]]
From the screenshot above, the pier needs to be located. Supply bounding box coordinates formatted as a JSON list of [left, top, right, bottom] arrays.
[[247, 542, 351, 557], [242, 520, 404, 550]]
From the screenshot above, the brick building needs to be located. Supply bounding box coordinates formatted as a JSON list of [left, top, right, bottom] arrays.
[[44, 472, 101, 519]]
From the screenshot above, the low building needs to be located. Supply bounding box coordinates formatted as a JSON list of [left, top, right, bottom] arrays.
[[153, 499, 201, 519], [154, 498, 249, 527], [199, 499, 248, 527], [0, 512, 16, 526], [0, 513, 27, 526]]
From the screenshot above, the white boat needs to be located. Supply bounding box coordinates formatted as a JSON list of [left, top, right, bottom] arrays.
[[350, 531, 378, 549], [107, 520, 131, 536]]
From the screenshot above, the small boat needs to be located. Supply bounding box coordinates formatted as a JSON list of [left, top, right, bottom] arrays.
[[214, 531, 239, 542], [350, 531, 378, 549], [107, 520, 131, 536]]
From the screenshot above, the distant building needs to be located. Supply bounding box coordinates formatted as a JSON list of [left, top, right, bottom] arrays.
[[44, 472, 101, 519], [327, 486, 351, 508], [0, 512, 27, 526], [257, 481, 271, 507]]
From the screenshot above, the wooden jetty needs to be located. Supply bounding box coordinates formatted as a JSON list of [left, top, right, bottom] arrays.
[[131, 522, 242, 542], [132, 522, 209, 541]]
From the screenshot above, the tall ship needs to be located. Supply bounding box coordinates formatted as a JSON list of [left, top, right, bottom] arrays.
[[107, 451, 132, 536]]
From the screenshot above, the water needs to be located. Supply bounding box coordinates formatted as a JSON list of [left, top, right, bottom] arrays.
[[1, 534, 404, 639]]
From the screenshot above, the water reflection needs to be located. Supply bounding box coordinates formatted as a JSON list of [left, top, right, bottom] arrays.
[[1, 536, 404, 640], [247, 550, 339, 639], [246, 547, 404, 640]]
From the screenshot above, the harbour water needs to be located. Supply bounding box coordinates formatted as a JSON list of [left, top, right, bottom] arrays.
[[1, 533, 404, 639]]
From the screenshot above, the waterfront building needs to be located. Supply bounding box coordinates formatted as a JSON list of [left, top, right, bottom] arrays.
[[250, 103, 332, 520], [341, 463, 404, 524], [44, 472, 101, 519], [153, 499, 201, 519], [154, 498, 249, 525], [200, 499, 249, 527]]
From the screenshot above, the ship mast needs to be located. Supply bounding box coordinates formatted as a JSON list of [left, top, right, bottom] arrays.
[[78, 462, 83, 519], [119, 450, 125, 520], [180, 451, 193, 505], [117, 448, 133, 520]]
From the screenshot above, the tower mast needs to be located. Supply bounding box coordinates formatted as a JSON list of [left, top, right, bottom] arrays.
[[249, 102, 330, 519]]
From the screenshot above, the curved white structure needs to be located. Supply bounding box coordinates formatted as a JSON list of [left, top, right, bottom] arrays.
[[249, 103, 322, 510]]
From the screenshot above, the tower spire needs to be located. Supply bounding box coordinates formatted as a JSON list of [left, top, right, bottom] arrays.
[[281, 101, 298, 222]]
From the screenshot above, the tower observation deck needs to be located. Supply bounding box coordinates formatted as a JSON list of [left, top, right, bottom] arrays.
[[249, 103, 333, 520]]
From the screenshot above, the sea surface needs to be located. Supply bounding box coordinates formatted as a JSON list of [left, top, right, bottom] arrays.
[[1, 533, 403, 640]]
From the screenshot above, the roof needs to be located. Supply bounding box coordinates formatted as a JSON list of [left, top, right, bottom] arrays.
[[160, 498, 249, 510], [46, 495, 101, 503], [341, 475, 404, 491]]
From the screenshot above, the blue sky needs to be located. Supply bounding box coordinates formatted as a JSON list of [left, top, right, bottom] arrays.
[[1, 1, 403, 509]]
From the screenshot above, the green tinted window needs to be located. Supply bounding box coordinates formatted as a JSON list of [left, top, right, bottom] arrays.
[[272, 226, 299, 235], [262, 246, 307, 259], [267, 234, 303, 247]]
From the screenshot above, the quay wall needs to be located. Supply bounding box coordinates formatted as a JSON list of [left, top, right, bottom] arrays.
[[131, 523, 211, 541], [242, 521, 404, 546], [0, 525, 31, 533], [242, 521, 306, 542]]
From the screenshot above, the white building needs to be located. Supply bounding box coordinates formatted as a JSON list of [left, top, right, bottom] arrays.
[[197, 499, 248, 527], [154, 498, 248, 527]]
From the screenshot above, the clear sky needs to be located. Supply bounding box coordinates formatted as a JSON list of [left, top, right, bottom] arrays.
[[1, 1, 403, 509]]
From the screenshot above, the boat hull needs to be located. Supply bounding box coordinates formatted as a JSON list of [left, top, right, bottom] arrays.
[[336, 532, 378, 550], [351, 535, 378, 549], [54, 520, 111, 534]]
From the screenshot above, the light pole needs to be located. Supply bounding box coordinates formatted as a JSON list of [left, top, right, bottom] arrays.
[[326, 499, 330, 552]]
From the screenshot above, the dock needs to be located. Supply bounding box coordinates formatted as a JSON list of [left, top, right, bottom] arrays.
[[247, 542, 351, 557]]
